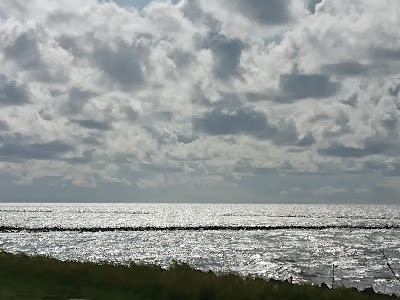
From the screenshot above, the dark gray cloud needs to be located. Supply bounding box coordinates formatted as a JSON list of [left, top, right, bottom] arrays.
[[157, 111, 174, 122], [307, 0, 323, 14], [323, 112, 352, 138], [318, 145, 369, 158], [38, 109, 53, 121], [308, 113, 330, 123], [382, 116, 399, 133], [47, 11, 77, 25], [372, 47, 400, 60], [0, 121, 9, 131], [177, 134, 197, 144], [81, 135, 102, 146], [140, 163, 182, 173], [62, 87, 96, 114], [297, 133, 315, 147], [228, 0, 292, 25], [363, 160, 387, 171], [169, 151, 210, 161], [72, 119, 112, 130], [57, 34, 87, 58], [389, 84, 400, 97], [212, 37, 243, 79], [383, 163, 400, 176], [234, 159, 277, 175], [122, 106, 139, 122], [168, 48, 194, 70], [322, 61, 368, 77], [318, 138, 392, 158], [200, 34, 244, 79], [268, 119, 298, 145], [93, 40, 149, 89], [0, 132, 24, 145], [383, 166, 400, 177], [4, 32, 40, 69], [191, 86, 243, 107], [252, 166, 278, 175], [65, 150, 94, 164], [0, 140, 73, 161], [0, 74, 30, 106], [193, 108, 268, 136], [4, 32, 68, 83], [181, 0, 221, 30], [181, 0, 202, 21], [245, 92, 269, 102], [278, 73, 340, 101], [193, 107, 299, 144], [341, 94, 358, 108]]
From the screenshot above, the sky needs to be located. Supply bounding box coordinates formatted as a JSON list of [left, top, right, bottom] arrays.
[[0, 0, 399, 203]]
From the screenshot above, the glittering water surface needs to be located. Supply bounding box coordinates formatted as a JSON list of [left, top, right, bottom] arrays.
[[0, 203, 399, 295]]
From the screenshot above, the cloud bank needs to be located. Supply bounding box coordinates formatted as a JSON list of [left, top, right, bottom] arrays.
[[0, 0, 399, 203]]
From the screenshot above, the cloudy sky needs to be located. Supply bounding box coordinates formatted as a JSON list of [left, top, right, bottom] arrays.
[[0, 0, 399, 203]]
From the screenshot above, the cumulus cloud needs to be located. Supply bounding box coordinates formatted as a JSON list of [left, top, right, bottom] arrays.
[[0, 0, 399, 202]]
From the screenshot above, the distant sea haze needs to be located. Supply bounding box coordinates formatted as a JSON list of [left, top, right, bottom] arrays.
[[0, 203, 399, 295]]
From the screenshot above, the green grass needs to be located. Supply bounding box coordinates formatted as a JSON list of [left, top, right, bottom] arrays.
[[0, 251, 396, 300]]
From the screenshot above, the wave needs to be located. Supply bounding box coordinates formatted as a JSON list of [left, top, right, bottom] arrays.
[[0, 225, 399, 233], [221, 214, 399, 220], [0, 210, 53, 213], [0, 210, 396, 219], [0, 210, 149, 214]]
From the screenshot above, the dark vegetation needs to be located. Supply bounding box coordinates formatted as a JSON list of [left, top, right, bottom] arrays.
[[0, 251, 397, 300]]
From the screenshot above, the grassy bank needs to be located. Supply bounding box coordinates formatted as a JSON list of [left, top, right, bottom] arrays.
[[0, 251, 396, 300]]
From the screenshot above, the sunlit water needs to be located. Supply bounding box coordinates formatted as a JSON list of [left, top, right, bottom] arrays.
[[0, 203, 399, 295]]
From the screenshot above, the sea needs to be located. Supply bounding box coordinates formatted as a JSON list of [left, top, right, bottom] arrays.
[[0, 203, 399, 295]]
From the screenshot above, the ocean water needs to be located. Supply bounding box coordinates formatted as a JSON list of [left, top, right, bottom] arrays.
[[0, 203, 399, 295]]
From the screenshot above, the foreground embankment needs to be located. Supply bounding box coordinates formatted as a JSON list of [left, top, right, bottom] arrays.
[[0, 251, 397, 300]]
